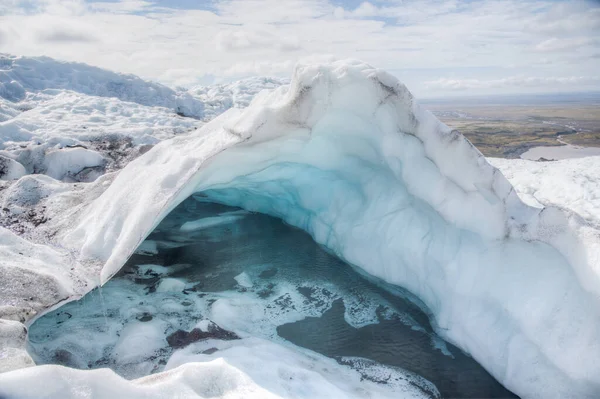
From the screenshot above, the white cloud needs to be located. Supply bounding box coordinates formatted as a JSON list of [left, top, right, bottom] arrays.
[[216, 30, 301, 52], [89, 1, 152, 13], [426, 76, 600, 90], [535, 37, 599, 52], [0, 0, 598, 96], [37, 28, 99, 43]]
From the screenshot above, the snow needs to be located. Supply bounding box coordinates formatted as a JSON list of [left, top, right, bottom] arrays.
[[190, 77, 287, 121], [60, 60, 599, 398], [490, 157, 600, 223], [234, 272, 253, 288], [0, 338, 435, 399], [0, 319, 34, 373], [0, 53, 207, 186], [43, 147, 106, 181], [0, 154, 26, 180], [113, 320, 169, 364], [0, 55, 599, 398], [0, 54, 204, 118], [155, 278, 186, 293]]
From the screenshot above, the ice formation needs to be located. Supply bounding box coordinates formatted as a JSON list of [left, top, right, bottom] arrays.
[[0, 55, 599, 398], [190, 77, 288, 121], [1, 337, 435, 399], [0, 54, 204, 118]]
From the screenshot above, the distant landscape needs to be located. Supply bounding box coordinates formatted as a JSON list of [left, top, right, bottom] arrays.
[[423, 92, 600, 159]]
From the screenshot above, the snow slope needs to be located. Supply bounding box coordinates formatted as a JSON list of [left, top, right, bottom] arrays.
[[0, 54, 204, 118], [190, 77, 287, 121], [0, 56, 599, 398], [489, 157, 600, 225], [0, 54, 209, 184]]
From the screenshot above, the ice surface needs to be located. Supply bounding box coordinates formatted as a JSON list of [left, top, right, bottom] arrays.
[[190, 77, 287, 121], [0, 56, 599, 399], [0, 54, 208, 188], [0, 53, 204, 118], [1, 338, 435, 399], [113, 320, 169, 364], [180, 213, 246, 232], [43, 147, 106, 181], [490, 157, 600, 223], [233, 272, 253, 288], [0, 154, 26, 180], [56, 60, 599, 398], [155, 278, 186, 293]]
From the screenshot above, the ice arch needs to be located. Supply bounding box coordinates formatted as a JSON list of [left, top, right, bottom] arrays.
[[63, 61, 600, 398]]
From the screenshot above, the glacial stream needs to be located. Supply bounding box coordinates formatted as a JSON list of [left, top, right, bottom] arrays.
[[28, 196, 517, 398]]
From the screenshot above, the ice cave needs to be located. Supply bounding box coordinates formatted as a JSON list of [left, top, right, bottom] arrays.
[[27, 196, 517, 398], [1, 58, 600, 399]]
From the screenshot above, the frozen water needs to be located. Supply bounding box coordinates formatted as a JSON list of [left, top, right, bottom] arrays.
[[28, 198, 514, 398], [0, 57, 598, 399], [4, 337, 436, 399], [521, 144, 600, 161]]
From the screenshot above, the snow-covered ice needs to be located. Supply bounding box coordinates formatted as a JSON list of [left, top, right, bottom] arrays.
[[190, 77, 287, 121], [1, 338, 436, 399], [0, 54, 599, 399], [0, 54, 204, 118]]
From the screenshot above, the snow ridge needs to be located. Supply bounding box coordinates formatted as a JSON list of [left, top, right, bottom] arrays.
[[0, 54, 204, 118]]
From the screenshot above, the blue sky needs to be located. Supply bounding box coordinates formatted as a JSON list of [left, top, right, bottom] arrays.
[[0, 0, 598, 97]]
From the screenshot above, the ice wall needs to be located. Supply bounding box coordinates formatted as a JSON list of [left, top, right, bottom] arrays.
[[39, 61, 600, 398]]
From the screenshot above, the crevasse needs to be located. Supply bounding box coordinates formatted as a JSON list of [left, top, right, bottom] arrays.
[[63, 60, 600, 398]]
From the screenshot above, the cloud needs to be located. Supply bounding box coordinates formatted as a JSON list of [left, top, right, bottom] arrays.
[[216, 30, 301, 52], [89, 1, 152, 13], [222, 60, 295, 77], [37, 28, 99, 43], [0, 0, 598, 97], [425, 76, 600, 91], [534, 37, 599, 52]]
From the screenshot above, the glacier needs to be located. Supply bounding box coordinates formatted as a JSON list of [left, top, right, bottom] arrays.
[[0, 56, 599, 398]]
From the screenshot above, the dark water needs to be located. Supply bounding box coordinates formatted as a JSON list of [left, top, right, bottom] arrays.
[[29, 196, 517, 398]]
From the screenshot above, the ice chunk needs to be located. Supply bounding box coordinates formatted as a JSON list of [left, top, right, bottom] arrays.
[[112, 320, 168, 364], [44, 147, 106, 181], [155, 278, 186, 293], [135, 240, 158, 255], [234, 272, 253, 288], [0, 154, 26, 180], [180, 213, 245, 232]]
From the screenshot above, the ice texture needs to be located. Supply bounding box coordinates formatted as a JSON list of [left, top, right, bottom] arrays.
[[190, 77, 287, 121], [0, 56, 599, 399], [0, 54, 204, 118], [60, 60, 600, 398], [0, 338, 435, 399]]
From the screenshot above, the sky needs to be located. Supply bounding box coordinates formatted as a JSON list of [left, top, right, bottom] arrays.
[[0, 0, 599, 98]]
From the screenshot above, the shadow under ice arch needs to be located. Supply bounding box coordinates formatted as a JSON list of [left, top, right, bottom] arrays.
[[61, 60, 600, 399]]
